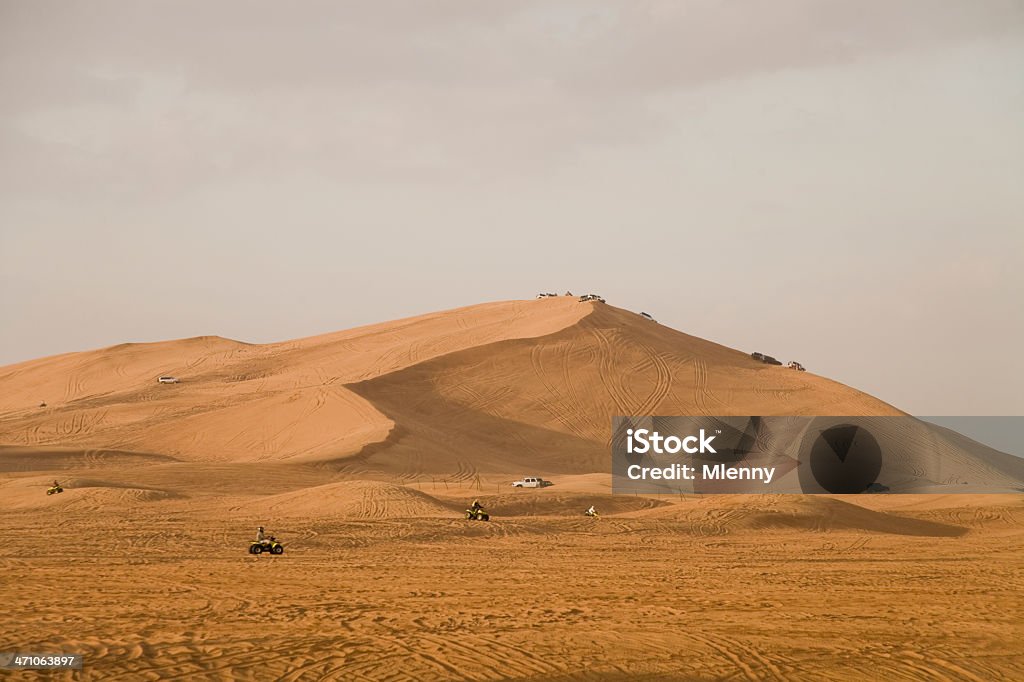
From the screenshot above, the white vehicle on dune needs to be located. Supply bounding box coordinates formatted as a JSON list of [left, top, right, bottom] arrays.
[[512, 476, 552, 488], [157, 376, 179, 384]]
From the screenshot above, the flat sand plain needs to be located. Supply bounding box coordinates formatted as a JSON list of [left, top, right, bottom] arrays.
[[2, 469, 1022, 681]]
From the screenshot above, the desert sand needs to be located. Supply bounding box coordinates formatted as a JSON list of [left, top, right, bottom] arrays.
[[1, 298, 1022, 680]]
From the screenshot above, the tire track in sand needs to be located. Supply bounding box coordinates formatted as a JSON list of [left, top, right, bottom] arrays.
[[529, 344, 591, 439], [590, 326, 642, 416], [629, 339, 673, 417]]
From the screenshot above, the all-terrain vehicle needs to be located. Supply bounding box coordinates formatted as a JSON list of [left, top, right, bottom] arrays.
[[46, 485, 63, 495], [584, 507, 600, 518], [465, 508, 490, 521], [249, 540, 284, 555]]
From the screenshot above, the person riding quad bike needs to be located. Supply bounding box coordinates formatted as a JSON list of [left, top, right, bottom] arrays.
[[47, 480, 63, 495], [585, 505, 599, 518], [466, 499, 489, 521], [249, 538, 284, 555], [249, 527, 284, 555]]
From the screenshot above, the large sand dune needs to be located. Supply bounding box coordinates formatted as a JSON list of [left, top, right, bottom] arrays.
[[0, 297, 901, 469], [2, 297, 1018, 490]]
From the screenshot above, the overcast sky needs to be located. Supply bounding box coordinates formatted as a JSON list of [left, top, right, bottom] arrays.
[[1, 1, 1022, 415]]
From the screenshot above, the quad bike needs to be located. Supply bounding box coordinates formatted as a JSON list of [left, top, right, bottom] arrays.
[[584, 509, 599, 518], [249, 540, 284, 555], [465, 508, 490, 521], [46, 485, 63, 496]]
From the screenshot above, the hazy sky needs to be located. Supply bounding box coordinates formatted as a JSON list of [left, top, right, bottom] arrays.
[[2, 1, 1022, 415]]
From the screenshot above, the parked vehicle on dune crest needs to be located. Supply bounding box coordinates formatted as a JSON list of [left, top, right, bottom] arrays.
[[750, 352, 782, 366], [157, 376, 179, 384]]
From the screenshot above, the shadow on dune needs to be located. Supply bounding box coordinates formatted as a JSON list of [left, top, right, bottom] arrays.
[[0, 446, 177, 473], [650, 496, 969, 537]]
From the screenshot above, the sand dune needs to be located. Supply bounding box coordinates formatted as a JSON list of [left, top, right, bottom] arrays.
[[0, 299, 591, 463], [0, 445, 175, 473], [1, 475, 180, 510], [346, 302, 909, 477], [237, 480, 459, 519], [636, 494, 968, 536], [0, 298, 902, 471]]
